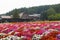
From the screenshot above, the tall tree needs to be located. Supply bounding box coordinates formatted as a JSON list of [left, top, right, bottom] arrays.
[[46, 7, 57, 20], [12, 9, 20, 18], [40, 11, 48, 20], [47, 7, 56, 16]]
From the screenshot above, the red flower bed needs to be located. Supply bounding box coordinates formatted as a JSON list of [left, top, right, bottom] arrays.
[[0, 22, 60, 40]]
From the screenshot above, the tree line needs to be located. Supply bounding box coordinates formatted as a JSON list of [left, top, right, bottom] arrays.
[[3, 4, 60, 21]]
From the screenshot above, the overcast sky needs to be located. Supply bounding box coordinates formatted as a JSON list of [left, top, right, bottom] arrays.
[[0, 0, 60, 14]]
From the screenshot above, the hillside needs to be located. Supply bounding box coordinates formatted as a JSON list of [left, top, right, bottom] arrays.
[[1, 4, 60, 20]]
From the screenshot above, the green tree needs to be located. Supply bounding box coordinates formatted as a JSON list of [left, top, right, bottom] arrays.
[[48, 13, 60, 20], [12, 9, 20, 18], [47, 7, 56, 16], [46, 7, 57, 20], [40, 7, 57, 20], [40, 11, 48, 20]]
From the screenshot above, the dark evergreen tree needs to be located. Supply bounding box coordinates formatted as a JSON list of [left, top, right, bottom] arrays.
[[12, 9, 20, 18]]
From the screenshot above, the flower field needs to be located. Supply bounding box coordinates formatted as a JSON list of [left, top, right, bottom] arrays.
[[0, 21, 60, 40]]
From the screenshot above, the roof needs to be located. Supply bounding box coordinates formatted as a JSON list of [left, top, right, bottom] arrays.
[[1, 16, 12, 18], [29, 14, 40, 17]]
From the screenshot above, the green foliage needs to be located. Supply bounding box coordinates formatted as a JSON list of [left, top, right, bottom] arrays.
[[40, 11, 48, 20], [12, 9, 20, 18], [48, 14, 60, 20], [52, 4, 60, 13], [47, 7, 56, 16], [2, 4, 60, 20], [40, 7, 56, 20], [6, 6, 50, 15]]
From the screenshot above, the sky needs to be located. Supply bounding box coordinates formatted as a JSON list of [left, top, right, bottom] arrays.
[[0, 0, 60, 14]]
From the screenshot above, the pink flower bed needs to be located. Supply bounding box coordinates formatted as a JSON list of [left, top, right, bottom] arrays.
[[0, 22, 60, 40]]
